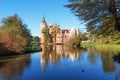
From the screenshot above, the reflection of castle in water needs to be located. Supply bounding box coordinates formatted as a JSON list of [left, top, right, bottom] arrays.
[[40, 45, 84, 71], [40, 46, 117, 74]]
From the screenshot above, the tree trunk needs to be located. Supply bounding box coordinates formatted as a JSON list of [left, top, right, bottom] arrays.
[[115, 17, 120, 31], [109, 0, 120, 31]]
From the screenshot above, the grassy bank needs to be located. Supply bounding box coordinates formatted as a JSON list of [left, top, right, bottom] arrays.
[[81, 42, 120, 52]]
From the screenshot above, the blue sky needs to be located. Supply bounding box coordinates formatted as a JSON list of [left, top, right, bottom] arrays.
[[0, 0, 86, 36]]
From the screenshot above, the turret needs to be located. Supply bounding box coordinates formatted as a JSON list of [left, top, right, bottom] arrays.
[[40, 17, 47, 44], [40, 17, 47, 29]]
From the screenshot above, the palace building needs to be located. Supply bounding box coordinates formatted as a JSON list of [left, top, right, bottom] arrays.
[[40, 17, 79, 44]]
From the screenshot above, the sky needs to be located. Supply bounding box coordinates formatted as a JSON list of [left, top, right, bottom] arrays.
[[0, 0, 86, 36]]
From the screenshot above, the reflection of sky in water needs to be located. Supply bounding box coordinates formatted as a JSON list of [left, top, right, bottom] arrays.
[[0, 75, 5, 80], [0, 47, 120, 80]]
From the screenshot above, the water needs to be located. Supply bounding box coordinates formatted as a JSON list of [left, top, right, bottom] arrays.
[[0, 45, 120, 80]]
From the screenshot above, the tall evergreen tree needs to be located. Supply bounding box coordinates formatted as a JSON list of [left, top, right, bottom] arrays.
[[65, 0, 120, 31]]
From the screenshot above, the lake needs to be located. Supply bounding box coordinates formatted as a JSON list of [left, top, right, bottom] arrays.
[[0, 45, 120, 80]]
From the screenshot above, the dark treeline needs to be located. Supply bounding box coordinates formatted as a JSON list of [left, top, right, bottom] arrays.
[[0, 14, 31, 56]]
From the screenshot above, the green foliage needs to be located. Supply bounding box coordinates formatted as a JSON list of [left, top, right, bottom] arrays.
[[42, 23, 60, 45], [80, 33, 88, 41], [96, 17, 120, 44], [99, 17, 118, 36], [25, 47, 41, 53], [51, 24, 60, 43], [81, 42, 96, 47], [96, 36, 108, 44], [65, 34, 81, 48], [114, 40, 120, 45], [81, 42, 120, 52], [42, 25, 51, 45], [85, 16, 120, 44], [32, 36, 40, 42], [28, 36, 40, 52], [65, 0, 120, 31], [0, 14, 31, 54]]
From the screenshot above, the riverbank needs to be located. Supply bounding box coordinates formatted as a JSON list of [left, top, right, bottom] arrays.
[[81, 42, 120, 63], [81, 42, 120, 52], [25, 47, 42, 53], [0, 47, 41, 57]]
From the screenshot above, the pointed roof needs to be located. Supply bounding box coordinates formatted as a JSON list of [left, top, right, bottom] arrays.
[[41, 16, 47, 25], [70, 27, 75, 31], [42, 16, 45, 22]]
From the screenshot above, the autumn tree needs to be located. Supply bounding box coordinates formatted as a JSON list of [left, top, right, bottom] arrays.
[[0, 14, 31, 54], [42, 25, 51, 45], [65, 0, 120, 32], [66, 36, 81, 48], [51, 24, 60, 44], [65, 29, 81, 48]]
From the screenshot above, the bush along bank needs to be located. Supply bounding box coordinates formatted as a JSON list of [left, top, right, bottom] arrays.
[[25, 47, 41, 53]]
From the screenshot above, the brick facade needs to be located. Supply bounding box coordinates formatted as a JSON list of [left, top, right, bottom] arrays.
[[40, 17, 79, 44]]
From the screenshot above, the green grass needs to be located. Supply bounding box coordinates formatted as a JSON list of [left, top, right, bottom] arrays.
[[81, 42, 120, 52], [81, 42, 96, 47]]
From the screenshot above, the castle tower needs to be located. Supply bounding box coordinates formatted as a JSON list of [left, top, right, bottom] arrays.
[[40, 17, 47, 44]]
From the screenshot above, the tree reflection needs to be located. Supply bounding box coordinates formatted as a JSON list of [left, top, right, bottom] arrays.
[[116, 73, 120, 80], [0, 54, 31, 79], [40, 45, 53, 71], [87, 47, 99, 64], [99, 49, 115, 72], [40, 45, 85, 71], [86, 47, 116, 73]]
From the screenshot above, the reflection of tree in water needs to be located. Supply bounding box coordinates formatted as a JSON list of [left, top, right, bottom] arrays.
[[40, 45, 86, 71], [41, 45, 61, 71], [41, 45, 50, 71], [0, 54, 31, 79], [86, 47, 116, 73], [66, 47, 86, 61], [116, 73, 120, 80], [87, 47, 99, 64], [99, 49, 115, 73], [0, 62, 7, 68], [113, 52, 120, 80]]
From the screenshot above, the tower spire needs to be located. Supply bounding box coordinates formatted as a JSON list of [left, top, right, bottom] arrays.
[[40, 15, 47, 44], [42, 14, 45, 21], [41, 15, 47, 25]]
